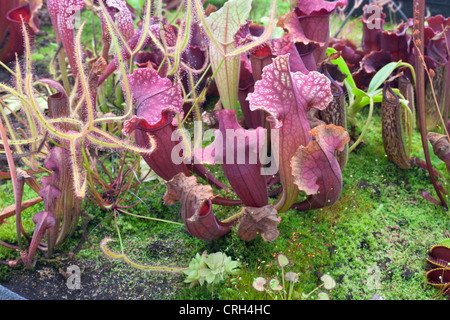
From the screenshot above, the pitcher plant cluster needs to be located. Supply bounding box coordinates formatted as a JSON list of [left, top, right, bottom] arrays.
[[0, 0, 448, 285]]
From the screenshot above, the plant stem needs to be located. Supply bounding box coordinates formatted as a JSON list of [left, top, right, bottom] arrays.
[[413, 0, 448, 209], [0, 117, 23, 249], [348, 96, 375, 152]]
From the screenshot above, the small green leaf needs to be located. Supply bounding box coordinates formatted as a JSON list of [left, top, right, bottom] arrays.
[[285, 271, 298, 282], [320, 274, 336, 290], [269, 278, 283, 291], [441, 238, 450, 247], [253, 277, 267, 292], [351, 87, 369, 100], [126, 0, 145, 11], [277, 254, 289, 267], [367, 61, 402, 93], [317, 291, 330, 300]]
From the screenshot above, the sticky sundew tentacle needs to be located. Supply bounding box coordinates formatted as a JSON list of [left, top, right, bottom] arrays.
[[167, 4, 189, 75], [99, 237, 187, 272], [86, 127, 156, 154], [74, 20, 96, 127], [24, 74, 80, 141], [12, 56, 33, 159], [17, 25, 41, 167], [69, 136, 87, 198], [95, 0, 133, 124]]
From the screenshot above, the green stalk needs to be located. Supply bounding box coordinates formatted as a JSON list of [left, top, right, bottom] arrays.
[[167, 0, 192, 75], [0, 117, 23, 249], [74, 20, 95, 127], [95, 0, 134, 123], [413, 0, 447, 209], [23, 76, 78, 140], [348, 96, 374, 153], [100, 237, 187, 272]]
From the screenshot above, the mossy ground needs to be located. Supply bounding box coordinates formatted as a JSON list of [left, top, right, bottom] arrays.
[[0, 0, 449, 301]]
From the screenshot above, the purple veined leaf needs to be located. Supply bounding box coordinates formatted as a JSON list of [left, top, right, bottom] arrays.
[[95, 0, 134, 61], [194, 109, 269, 207], [122, 67, 188, 181], [381, 82, 412, 170], [0, 3, 39, 64], [36, 78, 68, 101], [294, 0, 348, 17], [277, 10, 323, 72], [47, 0, 85, 80], [26, 0, 43, 34], [97, 16, 178, 84], [162, 0, 183, 11], [97, 0, 134, 42], [237, 205, 280, 242], [247, 54, 333, 212], [122, 68, 235, 194], [21, 211, 56, 269], [163, 173, 236, 240], [289, 0, 348, 67], [84, 57, 107, 123], [37, 184, 62, 255], [146, 18, 179, 78], [291, 124, 349, 211], [234, 21, 267, 129], [271, 34, 308, 74], [38, 185, 62, 214], [124, 114, 191, 181], [125, 68, 183, 128]]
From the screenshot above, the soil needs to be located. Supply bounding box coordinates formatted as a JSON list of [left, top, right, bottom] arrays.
[[1, 256, 185, 300]]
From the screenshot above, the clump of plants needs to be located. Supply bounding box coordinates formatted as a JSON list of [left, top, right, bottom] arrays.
[[183, 251, 240, 287], [252, 253, 336, 300]]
